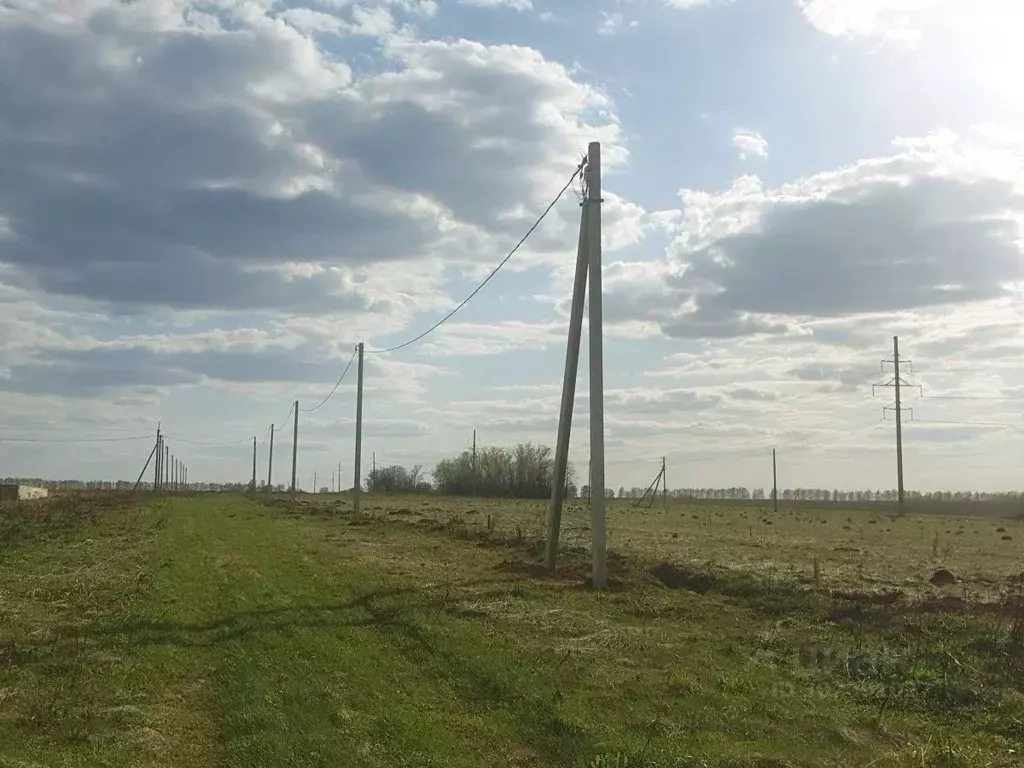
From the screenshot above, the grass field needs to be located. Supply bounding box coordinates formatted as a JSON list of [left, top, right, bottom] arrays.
[[1, 492, 1023, 767]]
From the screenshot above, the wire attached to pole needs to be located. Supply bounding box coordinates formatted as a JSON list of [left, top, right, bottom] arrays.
[[365, 159, 587, 355], [299, 346, 358, 413]]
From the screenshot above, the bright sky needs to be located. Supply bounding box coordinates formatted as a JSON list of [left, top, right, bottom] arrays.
[[1, 0, 1022, 492]]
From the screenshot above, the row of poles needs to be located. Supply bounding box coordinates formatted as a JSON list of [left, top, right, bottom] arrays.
[[243, 342, 368, 513], [131, 425, 188, 494]]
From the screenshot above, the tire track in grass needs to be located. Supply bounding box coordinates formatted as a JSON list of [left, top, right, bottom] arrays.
[[136, 495, 540, 768]]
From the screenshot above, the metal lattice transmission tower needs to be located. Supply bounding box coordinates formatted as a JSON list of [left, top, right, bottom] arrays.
[[872, 335, 922, 513]]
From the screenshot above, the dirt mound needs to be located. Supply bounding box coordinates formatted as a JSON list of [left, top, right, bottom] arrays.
[[649, 562, 717, 593], [929, 569, 957, 586], [496, 550, 629, 586]]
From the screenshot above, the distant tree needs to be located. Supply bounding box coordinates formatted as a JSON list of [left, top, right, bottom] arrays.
[[366, 464, 430, 494], [433, 442, 573, 499]]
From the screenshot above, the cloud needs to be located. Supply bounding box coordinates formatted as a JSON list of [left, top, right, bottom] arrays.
[[458, 0, 532, 9], [662, 0, 714, 8], [597, 12, 639, 35], [797, 0, 969, 39], [732, 129, 769, 160], [602, 128, 1024, 340], [0, 0, 625, 314]]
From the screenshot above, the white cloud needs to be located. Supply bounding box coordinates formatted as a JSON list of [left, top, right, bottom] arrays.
[[731, 129, 769, 160], [602, 127, 1024, 341], [597, 12, 639, 35], [458, 0, 532, 8], [0, 0, 627, 316], [798, 0, 960, 38]]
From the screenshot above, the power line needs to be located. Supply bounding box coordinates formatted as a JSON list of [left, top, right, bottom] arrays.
[[300, 346, 358, 413], [913, 419, 1023, 428], [922, 394, 1024, 401], [0, 435, 152, 444], [163, 435, 253, 447], [365, 158, 587, 355], [276, 401, 295, 431]]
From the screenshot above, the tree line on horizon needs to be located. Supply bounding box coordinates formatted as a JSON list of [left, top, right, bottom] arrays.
[[4, 470, 1023, 505]]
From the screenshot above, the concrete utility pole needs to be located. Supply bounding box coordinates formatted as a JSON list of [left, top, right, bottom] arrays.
[[873, 336, 920, 514], [267, 424, 274, 491], [154, 427, 162, 492], [772, 448, 779, 515], [251, 437, 257, 495], [587, 142, 607, 588], [545, 163, 590, 571], [472, 429, 477, 497], [662, 457, 667, 509], [354, 342, 365, 515], [314, 470, 317, 493], [165, 444, 169, 491], [893, 337, 904, 510], [291, 400, 299, 496]]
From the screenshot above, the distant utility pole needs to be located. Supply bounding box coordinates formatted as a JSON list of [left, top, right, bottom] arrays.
[[545, 143, 605, 587], [338, 461, 342, 492], [635, 459, 664, 509], [372, 452, 376, 480], [165, 444, 169, 491], [251, 437, 257, 496], [772, 449, 778, 515], [267, 424, 274, 491], [291, 400, 299, 496], [472, 429, 477, 497], [872, 336, 922, 514], [313, 470, 317, 493], [154, 426, 162, 492], [353, 342, 365, 515], [661, 456, 667, 509]]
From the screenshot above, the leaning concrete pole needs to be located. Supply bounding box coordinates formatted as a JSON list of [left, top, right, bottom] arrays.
[[545, 195, 589, 571]]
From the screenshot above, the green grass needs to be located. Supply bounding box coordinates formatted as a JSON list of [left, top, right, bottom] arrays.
[[1, 492, 1022, 767]]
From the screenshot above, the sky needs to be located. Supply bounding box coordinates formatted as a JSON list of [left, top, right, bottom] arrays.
[[1, 0, 1023, 493]]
